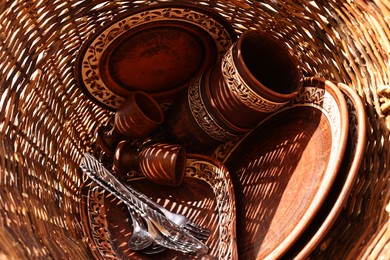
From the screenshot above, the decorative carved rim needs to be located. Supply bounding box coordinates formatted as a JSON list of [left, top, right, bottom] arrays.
[[293, 82, 367, 259], [213, 79, 348, 165], [220, 45, 289, 113]]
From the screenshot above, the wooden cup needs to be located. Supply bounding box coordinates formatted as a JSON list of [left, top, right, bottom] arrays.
[[114, 141, 187, 187], [96, 91, 164, 156]]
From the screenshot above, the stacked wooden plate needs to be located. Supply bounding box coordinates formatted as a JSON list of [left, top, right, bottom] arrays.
[[213, 77, 367, 259]]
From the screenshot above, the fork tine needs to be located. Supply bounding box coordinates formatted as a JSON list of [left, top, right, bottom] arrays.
[[183, 228, 210, 241], [183, 223, 211, 241], [186, 222, 212, 235]]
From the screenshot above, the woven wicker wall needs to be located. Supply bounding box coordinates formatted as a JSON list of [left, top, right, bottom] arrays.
[[0, 0, 389, 259]]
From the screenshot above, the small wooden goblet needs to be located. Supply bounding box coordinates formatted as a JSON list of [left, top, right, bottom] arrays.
[[96, 91, 164, 156], [114, 141, 187, 187]]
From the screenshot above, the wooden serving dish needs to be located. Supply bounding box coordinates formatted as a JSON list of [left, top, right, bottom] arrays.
[[79, 154, 237, 259]]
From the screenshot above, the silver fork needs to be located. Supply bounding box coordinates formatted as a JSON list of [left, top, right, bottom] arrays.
[[127, 184, 211, 241]]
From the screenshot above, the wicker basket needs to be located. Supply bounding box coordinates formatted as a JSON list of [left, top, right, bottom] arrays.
[[0, 0, 389, 259]]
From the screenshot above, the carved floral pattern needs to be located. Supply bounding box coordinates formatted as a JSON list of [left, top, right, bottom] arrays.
[[186, 157, 237, 259], [291, 86, 341, 164], [220, 46, 289, 113], [87, 186, 118, 259], [188, 74, 241, 142]]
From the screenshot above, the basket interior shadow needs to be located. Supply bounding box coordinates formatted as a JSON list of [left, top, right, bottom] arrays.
[[0, 0, 389, 259]]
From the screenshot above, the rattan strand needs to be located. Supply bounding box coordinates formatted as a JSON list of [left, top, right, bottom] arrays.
[[0, 0, 389, 259]]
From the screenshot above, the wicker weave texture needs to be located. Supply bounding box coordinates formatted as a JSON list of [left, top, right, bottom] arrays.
[[0, 0, 389, 259]]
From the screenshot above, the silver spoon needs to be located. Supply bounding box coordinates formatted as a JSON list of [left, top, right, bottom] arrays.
[[127, 205, 154, 251], [141, 243, 166, 255], [128, 205, 166, 254]]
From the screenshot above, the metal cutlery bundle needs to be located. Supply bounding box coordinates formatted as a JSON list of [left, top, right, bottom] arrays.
[[80, 153, 210, 255]]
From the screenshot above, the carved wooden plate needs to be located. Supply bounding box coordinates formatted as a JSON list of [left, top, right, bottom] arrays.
[[216, 77, 349, 259], [283, 82, 367, 259], [79, 154, 237, 259], [74, 2, 236, 110]]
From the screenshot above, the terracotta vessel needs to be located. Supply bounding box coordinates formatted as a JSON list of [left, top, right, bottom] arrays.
[[209, 30, 303, 129], [164, 30, 302, 151], [113, 141, 186, 187], [96, 91, 164, 156], [163, 71, 242, 153]]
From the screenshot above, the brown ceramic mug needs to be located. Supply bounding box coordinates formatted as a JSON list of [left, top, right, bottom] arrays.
[[209, 30, 303, 129], [96, 91, 164, 156], [164, 30, 302, 151], [113, 141, 186, 187]]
